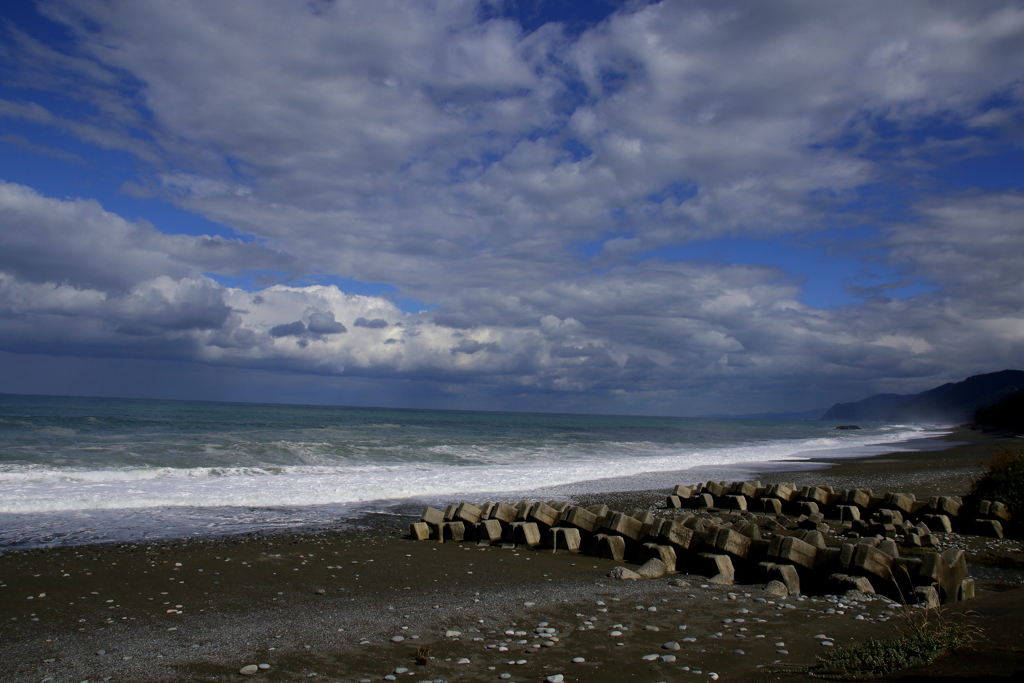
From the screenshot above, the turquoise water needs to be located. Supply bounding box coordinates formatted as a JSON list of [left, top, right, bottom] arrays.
[[0, 394, 942, 547]]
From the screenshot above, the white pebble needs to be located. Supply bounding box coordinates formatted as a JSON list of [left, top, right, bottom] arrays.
[[458, 658, 470, 664], [642, 654, 659, 661], [238, 665, 258, 676], [572, 657, 585, 663], [390, 636, 405, 643]]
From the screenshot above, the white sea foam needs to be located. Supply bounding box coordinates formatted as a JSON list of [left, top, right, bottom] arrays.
[[0, 426, 939, 516]]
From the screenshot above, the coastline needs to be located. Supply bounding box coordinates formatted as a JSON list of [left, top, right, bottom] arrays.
[[1, 427, 1022, 683]]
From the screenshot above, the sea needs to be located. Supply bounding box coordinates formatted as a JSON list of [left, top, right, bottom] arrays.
[[0, 394, 951, 550]]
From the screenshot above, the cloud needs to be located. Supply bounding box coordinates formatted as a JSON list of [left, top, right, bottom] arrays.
[[353, 317, 388, 329], [0, 2, 1023, 412]]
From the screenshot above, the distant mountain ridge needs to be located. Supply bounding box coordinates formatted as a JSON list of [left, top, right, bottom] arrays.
[[820, 369, 1024, 424]]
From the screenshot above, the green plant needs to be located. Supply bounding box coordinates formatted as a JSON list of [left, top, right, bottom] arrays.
[[969, 445, 1024, 515], [766, 606, 980, 680]]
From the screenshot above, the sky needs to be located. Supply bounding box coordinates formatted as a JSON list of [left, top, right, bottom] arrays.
[[0, 0, 1023, 416]]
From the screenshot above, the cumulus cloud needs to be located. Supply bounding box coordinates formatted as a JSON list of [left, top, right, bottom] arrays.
[[1, 2, 1023, 412]]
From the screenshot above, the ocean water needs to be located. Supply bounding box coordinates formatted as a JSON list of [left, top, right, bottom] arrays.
[[0, 394, 947, 548]]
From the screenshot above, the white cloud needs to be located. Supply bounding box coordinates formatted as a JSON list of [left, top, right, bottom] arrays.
[[1, 2, 1023, 411]]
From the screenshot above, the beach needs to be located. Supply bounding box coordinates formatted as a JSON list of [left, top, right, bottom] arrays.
[[2, 426, 1023, 683]]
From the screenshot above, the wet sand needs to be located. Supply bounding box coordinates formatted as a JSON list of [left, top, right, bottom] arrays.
[[1, 427, 1022, 683]]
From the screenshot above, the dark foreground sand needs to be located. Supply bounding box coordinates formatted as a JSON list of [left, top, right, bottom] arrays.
[[2, 428, 1023, 683]]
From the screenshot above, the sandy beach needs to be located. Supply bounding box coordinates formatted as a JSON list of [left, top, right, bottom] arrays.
[[2, 427, 1022, 683]]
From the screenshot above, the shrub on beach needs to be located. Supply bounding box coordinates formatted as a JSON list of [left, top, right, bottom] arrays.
[[970, 446, 1024, 516], [974, 391, 1024, 432]]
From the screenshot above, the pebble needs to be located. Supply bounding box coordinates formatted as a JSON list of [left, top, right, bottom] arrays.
[[642, 654, 659, 661], [710, 674, 720, 681], [95, 650, 105, 655], [775, 642, 785, 647], [663, 641, 680, 650], [733, 649, 745, 655], [394, 668, 409, 674], [644, 625, 660, 631], [446, 630, 462, 637], [660, 655, 677, 663], [821, 641, 834, 647], [546, 676, 564, 683], [258, 664, 270, 670], [384, 676, 396, 682], [458, 658, 470, 664], [572, 657, 585, 663], [777, 650, 789, 654], [391, 635, 405, 642], [499, 674, 511, 680], [610, 631, 623, 637], [239, 665, 258, 675]]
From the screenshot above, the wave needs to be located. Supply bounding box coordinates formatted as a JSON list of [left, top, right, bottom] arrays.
[[0, 425, 941, 515]]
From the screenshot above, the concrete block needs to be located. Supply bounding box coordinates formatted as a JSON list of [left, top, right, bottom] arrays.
[[883, 492, 915, 514], [442, 521, 466, 542], [837, 505, 861, 522], [975, 518, 1004, 538], [978, 500, 991, 516], [767, 483, 798, 502], [853, 544, 894, 581], [454, 502, 483, 525], [736, 521, 761, 539], [443, 504, 458, 521], [723, 494, 748, 511], [698, 553, 734, 585], [409, 522, 431, 541], [546, 527, 581, 553], [802, 530, 827, 549], [714, 528, 752, 560], [922, 514, 952, 534], [603, 512, 645, 541], [877, 539, 900, 558], [914, 585, 940, 609], [801, 486, 831, 505], [514, 500, 533, 521], [660, 521, 699, 551], [732, 481, 760, 498], [512, 521, 541, 547], [479, 502, 495, 519], [759, 498, 783, 515], [844, 489, 872, 509], [527, 501, 559, 527], [989, 501, 1012, 521], [772, 563, 801, 594], [563, 506, 601, 534], [796, 501, 819, 516], [643, 543, 677, 571], [489, 502, 519, 524], [694, 493, 715, 509], [704, 481, 727, 498], [830, 573, 875, 594], [596, 534, 626, 561], [839, 543, 856, 569], [813, 547, 842, 570], [960, 577, 975, 601], [421, 506, 445, 526], [930, 495, 962, 517], [775, 536, 817, 569], [666, 495, 683, 509], [671, 485, 694, 498], [587, 504, 610, 518], [478, 518, 503, 542]]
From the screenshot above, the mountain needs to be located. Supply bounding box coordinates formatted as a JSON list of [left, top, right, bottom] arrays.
[[820, 369, 1024, 424], [818, 393, 915, 422], [974, 391, 1024, 432], [698, 408, 827, 421]]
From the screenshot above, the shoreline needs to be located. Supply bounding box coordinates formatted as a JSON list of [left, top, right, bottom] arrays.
[[1, 427, 1022, 683]]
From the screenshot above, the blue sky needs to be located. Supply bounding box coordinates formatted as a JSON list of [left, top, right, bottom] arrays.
[[1, 0, 1023, 415]]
